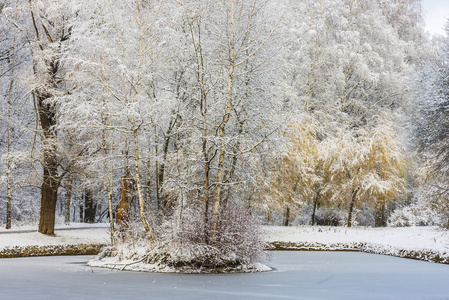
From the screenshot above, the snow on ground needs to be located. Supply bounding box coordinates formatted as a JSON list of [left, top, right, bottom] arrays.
[[1, 224, 449, 264], [0, 221, 109, 233], [0, 223, 111, 250], [264, 226, 449, 253], [1, 224, 448, 252]]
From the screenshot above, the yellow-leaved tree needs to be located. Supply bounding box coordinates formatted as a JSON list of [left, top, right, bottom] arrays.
[[259, 117, 322, 225], [322, 123, 408, 227]]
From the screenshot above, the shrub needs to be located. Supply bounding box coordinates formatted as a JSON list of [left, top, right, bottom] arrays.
[[388, 205, 440, 227], [96, 204, 268, 272], [147, 205, 268, 271]]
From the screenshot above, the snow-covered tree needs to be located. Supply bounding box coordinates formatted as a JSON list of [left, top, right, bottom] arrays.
[[322, 123, 408, 227], [1, 0, 39, 228], [281, 0, 420, 135], [21, 0, 79, 234], [414, 21, 449, 227], [260, 117, 321, 225], [62, 0, 176, 241], [275, 0, 425, 226]]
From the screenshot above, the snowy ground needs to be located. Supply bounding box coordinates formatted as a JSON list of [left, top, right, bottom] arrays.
[[1, 224, 449, 263], [0, 223, 111, 249], [264, 226, 449, 253], [264, 226, 449, 264]]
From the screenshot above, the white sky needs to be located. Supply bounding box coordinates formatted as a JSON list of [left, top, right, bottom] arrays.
[[421, 0, 449, 36]]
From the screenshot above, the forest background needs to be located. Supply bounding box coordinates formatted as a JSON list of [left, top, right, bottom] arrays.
[[1, 0, 449, 244]]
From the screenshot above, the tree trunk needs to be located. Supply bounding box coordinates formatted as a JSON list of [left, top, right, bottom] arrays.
[[212, 133, 228, 234], [222, 118, 243, 207], [116, 169, 134, 226], [6, 34, 16, 230], [29, 0, 68, 236], [201, 114, 210, 239], [201, 91, 210, 245], [190, 13, 211, 232], [38, 175, 59, 235], [203, 152, 211, 229], [107, 184, 115, 242], [201, 96, 210, 226], [101, 115, 116, 242], [155, 145, 160, 211], [6, 175, 11, 229], [6, 102, 12, 228], [375, 202, 387, 227], [79, 203, 83, 223], [84, 189, 96, 223], [36, 71, 59, 235], [157, 159, 165, 213], [145, 139, 151, 214], [38, 111, 59, 235], [347, 188, 358, 228], [64, 175, 72, 225], [158, 133, 171, 215], [283, 206, 290, 226], [267, 207, 272, 226], [311, 188, 321, 226], [212, 0, 235, 234], [132, 119, 154, 242]]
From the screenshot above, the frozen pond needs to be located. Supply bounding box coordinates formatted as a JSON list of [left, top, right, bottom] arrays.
[[1, 251, 449, 299]]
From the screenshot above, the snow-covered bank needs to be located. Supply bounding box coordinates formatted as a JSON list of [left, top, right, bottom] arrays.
[[0, 244, 105, 258], [0, 223, 111, 258], [0, 222, 109, 233], [265, 226, 449, 264], [1, 225, 449, 265]]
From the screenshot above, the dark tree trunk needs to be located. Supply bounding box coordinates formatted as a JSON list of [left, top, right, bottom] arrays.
[[375, 202, 387, 227], [203, 158, 210, 231], [311, 188, 321, 226], [84, 189, 96, 223], [158, 126, 174, 216], [79, 204, 84, 222], [64, 175, 72, 225], [116, 169, 135, 226], [347, 188, 358, 228], [38, 178, 59, 235], [283, 206, 290, 226], [222, 119, 244, 207], [30, 0, 72, 236], [37, 94, 60, 235]]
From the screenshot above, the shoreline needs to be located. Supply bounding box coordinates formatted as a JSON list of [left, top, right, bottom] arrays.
[[1, 240, 448, 266]]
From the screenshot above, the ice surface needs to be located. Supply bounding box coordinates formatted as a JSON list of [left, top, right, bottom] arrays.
[[0, 252, 448, 300]]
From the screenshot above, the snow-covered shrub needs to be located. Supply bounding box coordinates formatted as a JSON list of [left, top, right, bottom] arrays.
[[93, 217, 152, 263], [388, 205, 440, 227], [147, 205, 268, 271], [93, 205, 268, 272]]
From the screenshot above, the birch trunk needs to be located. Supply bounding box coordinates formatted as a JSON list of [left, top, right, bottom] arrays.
[[212, 0, 235, 235], [132, 119, 154, 243]]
